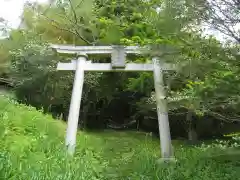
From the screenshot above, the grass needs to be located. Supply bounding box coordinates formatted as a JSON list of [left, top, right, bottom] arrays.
[[0, 94, 239, 180]]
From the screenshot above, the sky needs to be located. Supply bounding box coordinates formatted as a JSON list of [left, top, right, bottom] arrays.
[[0, 0, 48, 28]]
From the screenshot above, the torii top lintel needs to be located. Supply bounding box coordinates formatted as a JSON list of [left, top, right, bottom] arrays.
[[50, 44, 142, 55], [50, 44, 145, 68], [50, 44, 176, 70]]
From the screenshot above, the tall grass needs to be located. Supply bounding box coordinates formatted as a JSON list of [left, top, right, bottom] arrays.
[[0, 95, 239, 180]]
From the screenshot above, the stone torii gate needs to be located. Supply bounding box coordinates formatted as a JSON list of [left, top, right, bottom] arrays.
[[51, 44, 176, 160]]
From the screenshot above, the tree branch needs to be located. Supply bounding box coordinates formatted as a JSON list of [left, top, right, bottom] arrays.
[[64, 0, 97, 44], [203, 0, 240, 43], [40, 14, 93, 45], [68, 0, 78, 24], [208, 111, 240, 122]]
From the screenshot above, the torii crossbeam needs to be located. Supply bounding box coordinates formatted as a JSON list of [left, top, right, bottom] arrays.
[[51, 44, 175, 160]]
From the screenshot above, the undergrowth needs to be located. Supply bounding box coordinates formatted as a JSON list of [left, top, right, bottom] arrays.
[[0, 95, 239, 180]]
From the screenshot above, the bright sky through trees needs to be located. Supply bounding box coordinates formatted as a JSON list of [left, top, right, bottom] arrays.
[[0, 0, 48, 28], [0, 0, 239, 42]]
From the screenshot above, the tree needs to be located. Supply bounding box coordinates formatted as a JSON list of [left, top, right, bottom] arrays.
[[132, 1, 240, 140], [4, 0, 160, 128], [195, 0, 240, 43], [2, 0, 239, 139]]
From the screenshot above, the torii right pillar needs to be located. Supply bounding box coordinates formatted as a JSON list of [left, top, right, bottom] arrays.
[[152, 57, 174, 161]]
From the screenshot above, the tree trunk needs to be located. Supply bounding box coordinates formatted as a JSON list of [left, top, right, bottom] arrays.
[[82, 104, 89, 130], [186, 110, 198, 142], [137, 118, 140, 131], [188, 129, 198, 142]]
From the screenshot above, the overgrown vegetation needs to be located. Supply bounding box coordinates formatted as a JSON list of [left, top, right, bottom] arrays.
[[0, 0, 239, 178], [0, 0, 239, 140], [0, 95, 239, 179]]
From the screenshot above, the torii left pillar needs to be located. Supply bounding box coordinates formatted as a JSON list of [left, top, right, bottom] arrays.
[[65, 54, 87, 154]]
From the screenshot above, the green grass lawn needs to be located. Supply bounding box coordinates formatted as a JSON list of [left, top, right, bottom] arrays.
[[0, 94, 239, 180]]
